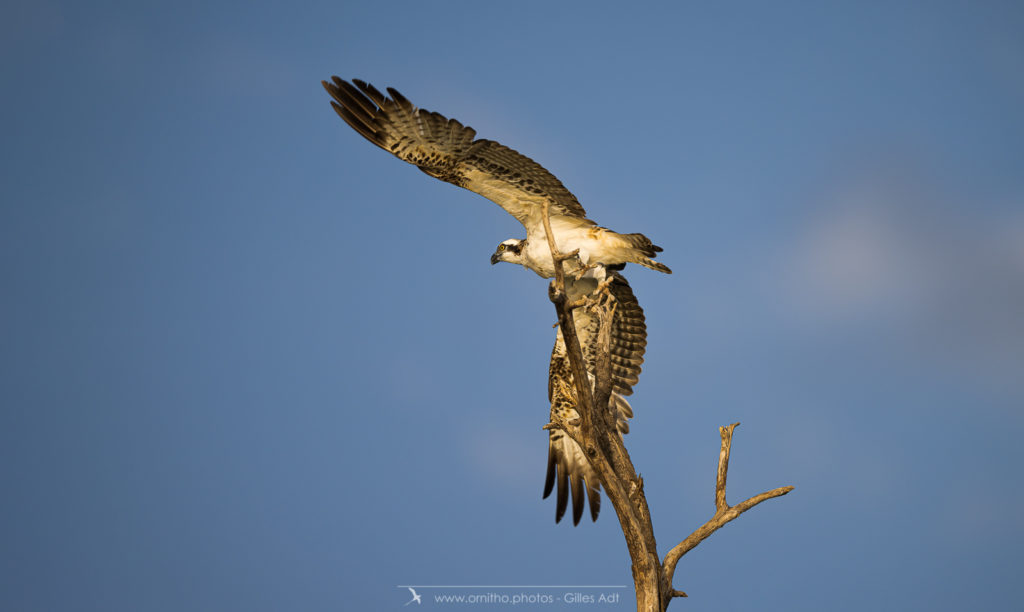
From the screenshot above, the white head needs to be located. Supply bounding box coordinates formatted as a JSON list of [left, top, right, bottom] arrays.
[[490, 238, 526, 266]]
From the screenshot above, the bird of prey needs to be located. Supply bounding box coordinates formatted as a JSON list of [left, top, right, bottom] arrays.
[[321, 77, 671, 278], [545, 271, 647, 524], [322, 77, 659, 525]]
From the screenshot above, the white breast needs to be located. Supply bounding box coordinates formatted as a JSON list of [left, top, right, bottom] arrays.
[[523, 219, 594, 278]]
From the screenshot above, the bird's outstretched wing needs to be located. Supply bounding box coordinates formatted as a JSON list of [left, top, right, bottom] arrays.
[[544, 271, 647, 525], [322, 77, 590, 228]]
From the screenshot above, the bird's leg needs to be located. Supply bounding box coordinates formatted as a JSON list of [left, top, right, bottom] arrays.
[[571, 258, 595, 280], [574, 276, 617, 314], [593, 276, 615, 306], [565, 276, 616, 313]]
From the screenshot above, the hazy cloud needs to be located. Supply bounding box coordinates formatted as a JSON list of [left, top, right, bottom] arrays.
[[775, 178, 1024, 395], [461, 425, 538, 494]]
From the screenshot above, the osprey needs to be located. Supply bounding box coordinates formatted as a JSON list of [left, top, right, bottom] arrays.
[[321, 77, 671, 277], [323, 77, 659, 525], [546, 271, 647, 524]]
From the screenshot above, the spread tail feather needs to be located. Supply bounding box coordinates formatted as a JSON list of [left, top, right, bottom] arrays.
[[543, 429, 600, 525], [542, 393, 633, 525]]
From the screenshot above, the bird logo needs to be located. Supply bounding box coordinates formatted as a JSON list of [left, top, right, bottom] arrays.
[[404, 587, 422, 606]]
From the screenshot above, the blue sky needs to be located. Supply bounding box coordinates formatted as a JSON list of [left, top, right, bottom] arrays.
[[2, 1, 1023, 610]]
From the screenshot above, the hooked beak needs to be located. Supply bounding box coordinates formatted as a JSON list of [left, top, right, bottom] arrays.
[[490, 252, 501, 265]]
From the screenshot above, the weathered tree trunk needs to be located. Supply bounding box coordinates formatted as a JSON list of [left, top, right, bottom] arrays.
[[540, 202, 794, 611]]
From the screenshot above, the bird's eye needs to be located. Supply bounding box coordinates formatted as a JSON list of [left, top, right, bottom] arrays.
[[498, 244, 506, 251]]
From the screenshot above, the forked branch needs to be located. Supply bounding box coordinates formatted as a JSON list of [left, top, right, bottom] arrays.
[[539, 202, 793, 611], [661, 424, 795, 604]]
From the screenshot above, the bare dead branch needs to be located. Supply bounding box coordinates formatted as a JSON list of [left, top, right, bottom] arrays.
[[542, 419, 585, 451], [541, 200, 661, 610], [591, 296, 616, 422], [539, 200, 792, 611], [541, 202, 595, 428], [715, 423, 737, 511], [660, 424, 794, 605], [541, 422, 566, 434]]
